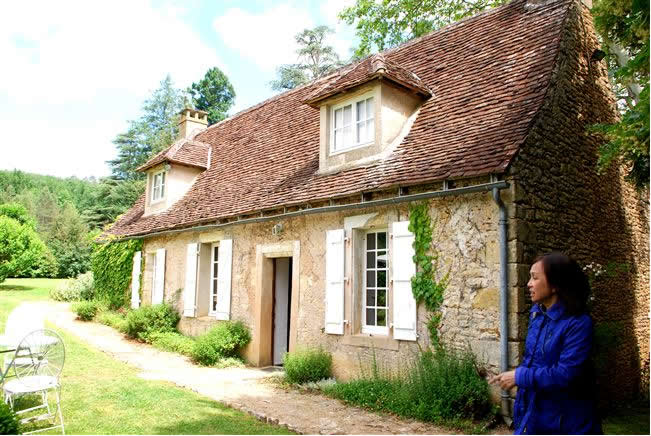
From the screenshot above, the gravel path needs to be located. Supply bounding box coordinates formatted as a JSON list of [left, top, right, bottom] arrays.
[[38, 302, 505, 435]]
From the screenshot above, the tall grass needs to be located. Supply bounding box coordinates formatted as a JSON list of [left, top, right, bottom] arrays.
[[324, 346, 493, 425]]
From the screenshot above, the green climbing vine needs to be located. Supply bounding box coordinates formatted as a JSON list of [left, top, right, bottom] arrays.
[[92, 236, 143, 309], [408, 202, 448, 345]]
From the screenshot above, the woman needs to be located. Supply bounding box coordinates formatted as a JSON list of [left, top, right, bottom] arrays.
[[491, 252, 602, 434]]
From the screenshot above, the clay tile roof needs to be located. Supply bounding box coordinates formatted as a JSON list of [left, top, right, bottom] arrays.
[[304, 53, 432, 106], [108, 0, 571, 237], [137, 138, 210, 172]]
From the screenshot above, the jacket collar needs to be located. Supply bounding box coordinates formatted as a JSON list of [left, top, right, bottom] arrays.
[[531, 301, 566, 320]]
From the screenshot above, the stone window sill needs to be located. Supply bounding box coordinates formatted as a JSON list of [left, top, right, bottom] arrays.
[[341, 333, 400, 351]]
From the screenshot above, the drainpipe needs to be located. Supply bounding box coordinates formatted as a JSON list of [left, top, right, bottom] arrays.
[[492, 187, 511, 424]]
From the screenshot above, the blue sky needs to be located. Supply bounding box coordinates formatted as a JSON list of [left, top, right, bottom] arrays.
[[0, 0, 356, 179]]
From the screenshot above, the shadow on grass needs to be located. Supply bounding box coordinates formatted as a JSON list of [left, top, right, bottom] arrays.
[[603, 402, 650, 435], [0, 284, 33, 292], [151, 399, 294, 435]]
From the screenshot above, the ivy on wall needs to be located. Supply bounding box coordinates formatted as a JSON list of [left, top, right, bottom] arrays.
[[408, 202, 448, 345], [91, 237, 143, 309]]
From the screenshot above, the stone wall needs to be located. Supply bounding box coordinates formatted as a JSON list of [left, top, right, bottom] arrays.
[[140, 190, 513, 380], [508, 0, 649, 401]]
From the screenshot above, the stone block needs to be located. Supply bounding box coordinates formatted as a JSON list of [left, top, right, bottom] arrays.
[[472, 287, 499, 310]]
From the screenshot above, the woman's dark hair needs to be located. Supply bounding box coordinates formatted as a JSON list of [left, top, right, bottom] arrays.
[[534, 252, 591, 315]]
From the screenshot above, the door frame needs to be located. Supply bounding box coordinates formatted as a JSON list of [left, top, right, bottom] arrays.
[[251, 241, 300, 367]]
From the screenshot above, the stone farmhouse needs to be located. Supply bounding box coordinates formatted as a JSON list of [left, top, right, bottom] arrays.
[[108, 0, 649, 407]]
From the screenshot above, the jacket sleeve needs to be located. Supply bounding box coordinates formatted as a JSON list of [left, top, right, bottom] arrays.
[[515, 315, 592, 391]]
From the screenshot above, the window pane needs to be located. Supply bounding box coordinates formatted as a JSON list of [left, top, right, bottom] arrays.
[[343, 125, 352, 147], [366, 118, 375, 142], [366, 233, 375, 250], [366, 270, 375, 287], [335, 108, 342, 128], [377, 289, 387, 307], [356, 121, 364, 143], [366, 289, 375, 306], [377, 232, 386, 249], [160, 183, 165, 198], [377, 251, 387, 268], [357, 100, 365, 122], [377, 270, 387, 287], [366, 308, 376, 326], [343, 105, 352, 126], [366, 252, 375, 268], [377, 309, 386, 326], [366, 97, 374, 118], [213, 262, 218, 278], [334, 129, 342, 149]]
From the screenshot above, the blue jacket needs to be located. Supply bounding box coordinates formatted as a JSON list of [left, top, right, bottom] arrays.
[[513, 302, 602, 434]]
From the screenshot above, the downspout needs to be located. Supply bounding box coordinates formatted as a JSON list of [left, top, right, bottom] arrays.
[[492, 186, 511, 424]]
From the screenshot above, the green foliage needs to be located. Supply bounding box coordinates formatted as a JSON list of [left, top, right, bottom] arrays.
[[187, 67, 236, 125], [124, 304, 180, 342], [95, 309, 128, 333], [593, 321, 622, 373], [339, 0, 507, 58], [408, 202, 448, 344], [283, 348, 333, 384], [82, 178, 145, 230], [45, 202, 92, 278], [591, 0, 650, 189], [191, 321, 252, 366], [0, 401, 20, 435], [72, 300, 100, 321], [149, 331, 195, 356], [50, 271, 95, 302], [91, 238, 142, 309], [324, 347, 492, 425], [0, 202, 36, 229], [270, 26, 343, 91], [0, 215, 48, 283]]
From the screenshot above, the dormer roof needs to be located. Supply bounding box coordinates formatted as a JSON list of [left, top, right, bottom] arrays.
[[137, 138, 211, 172], [304, 54, 432, 107]]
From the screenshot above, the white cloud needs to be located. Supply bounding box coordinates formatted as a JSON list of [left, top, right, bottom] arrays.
[[320, 0, 357, 59], [0, 118, 119, 178], [213, 4, 314, 72], [0, 0, 224, 105]]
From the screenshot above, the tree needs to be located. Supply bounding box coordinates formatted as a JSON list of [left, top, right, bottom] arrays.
[[46, 202, 92, 278], [108, 75, 187, 180], [83, 178, 146, 230], [270, 26, 343, 91], [0, 216, 48, 283], [591, 0, 649, 189], [0, 203, 36, 229], [188, 67, 236, 125], [339, 0, 507, 58]]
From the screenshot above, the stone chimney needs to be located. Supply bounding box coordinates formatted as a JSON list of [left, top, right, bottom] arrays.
[[178, 108, 208, 139]]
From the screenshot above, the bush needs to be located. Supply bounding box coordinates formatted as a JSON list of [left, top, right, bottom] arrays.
[[92, 239, 142, 309], [50, 271, 94, 302], [72, 300, 99, 321], [191, 321, 251, 366], [324, 347, 492, 424], [149, 331, 195, 356], [284, 348, 332, 384], [124, 304, 180, 342], [96, 309, 128, 333], [0, 401, 19, 435]]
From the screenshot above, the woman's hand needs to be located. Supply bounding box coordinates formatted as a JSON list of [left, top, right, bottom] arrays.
[[489, 370, 517, 390]]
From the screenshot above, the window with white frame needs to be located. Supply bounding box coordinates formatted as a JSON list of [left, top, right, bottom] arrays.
[[151, 171, 166, 202], [362, 230, 389, 335], [331, 94, 375, 153], [209, 243, 219, 314]]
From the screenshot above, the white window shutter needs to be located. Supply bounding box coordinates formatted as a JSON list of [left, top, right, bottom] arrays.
[[183, 243, 199, 317], [215, 239, 233, 320], [325, 229, 345, 335], [153, 248, 166, 305], [130, 251, 142, 309], [392, 221, 417, 341]]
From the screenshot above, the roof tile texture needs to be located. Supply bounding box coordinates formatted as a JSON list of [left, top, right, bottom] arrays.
[[110, 0, 569, 237]]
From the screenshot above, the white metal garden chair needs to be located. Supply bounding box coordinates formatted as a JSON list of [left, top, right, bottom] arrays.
[[3, 329, 66, 435], [0, 305, 45, 377]]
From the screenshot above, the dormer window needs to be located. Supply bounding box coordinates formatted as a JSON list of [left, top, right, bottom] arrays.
[[151, 170, 166, 203], [332, 94, 375, 153]]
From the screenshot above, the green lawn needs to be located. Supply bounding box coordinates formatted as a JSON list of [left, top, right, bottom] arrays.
[[0, 278, 293, 435]]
